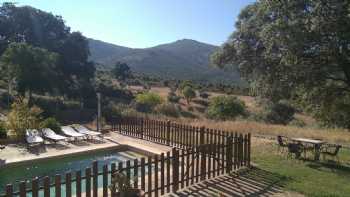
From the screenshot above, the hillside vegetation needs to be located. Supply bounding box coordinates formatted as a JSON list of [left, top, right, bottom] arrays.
[[89, 39, 241, 83]]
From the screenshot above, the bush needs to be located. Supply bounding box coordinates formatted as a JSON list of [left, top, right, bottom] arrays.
[[0, 121, 7, 139], [264, 100, 295, 125], [40, 117, 61, 132], [207, 96, 246, 120], [155, 103, 180, 117], [167, 91, 180, 103], [7, 98, 43, 137], [135, 92, 162, 112], [199, 92, 209, 99], [182, 86, 196, 104]]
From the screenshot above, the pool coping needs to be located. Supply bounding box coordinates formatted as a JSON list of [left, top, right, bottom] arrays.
[[0, 144, 156, 168]]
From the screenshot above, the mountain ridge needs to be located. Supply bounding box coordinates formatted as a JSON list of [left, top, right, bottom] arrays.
[[88, 38, 241, 83]]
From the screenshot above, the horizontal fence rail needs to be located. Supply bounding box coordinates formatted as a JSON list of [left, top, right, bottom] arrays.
[[2, 116, 251, 197]]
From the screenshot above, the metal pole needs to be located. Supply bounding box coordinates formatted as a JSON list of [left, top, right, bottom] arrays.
[[97, 93, 101, 132]]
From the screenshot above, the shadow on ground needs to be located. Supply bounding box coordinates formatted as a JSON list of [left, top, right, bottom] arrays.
[[167, 167, 289, 197]]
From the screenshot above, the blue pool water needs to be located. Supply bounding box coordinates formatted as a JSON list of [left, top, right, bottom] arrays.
[[0, 149, 146, 196]]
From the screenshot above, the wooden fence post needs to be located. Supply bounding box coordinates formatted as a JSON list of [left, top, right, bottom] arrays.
[[5, 184, 12, 197], [199, 126, 206, 180], [43, 176, 50, 197], [32, 177, 39, 197], [55, 174, 61, 197], [166, 120, 171, 146], [172, 148, 179, 192], [76, 171, 82, 197], [86, 168, 91, 197], [226, 133, 233, 173], [248, 133, 251, 167], [19, 181, 26, 197], [103, 165, 108, 197], [92, 161, 98, 197], [141, 118, 144, 139], [66, 172, 72, 197]]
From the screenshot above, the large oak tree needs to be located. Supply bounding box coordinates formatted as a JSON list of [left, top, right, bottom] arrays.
[[212, 0, 350, 127]]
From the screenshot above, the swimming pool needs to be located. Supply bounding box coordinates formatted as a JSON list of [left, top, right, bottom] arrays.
[[0, 148, 147, 196]]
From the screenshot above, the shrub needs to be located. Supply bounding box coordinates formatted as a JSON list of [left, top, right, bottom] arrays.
[[199, 92, 209, 99], [7, 98, 43, 137], [167, 91, 180, 103], [182, 86, 196, 104], [135, 92, 162, 112], [207, 96, 246, 120], [264, 100, 295, 125], [155, 103, 180, 117], [0, 121, 7, 139], [40, 117, 61, 132]]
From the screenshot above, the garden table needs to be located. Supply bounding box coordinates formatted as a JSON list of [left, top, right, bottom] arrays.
[[291, 138, 325, 161]]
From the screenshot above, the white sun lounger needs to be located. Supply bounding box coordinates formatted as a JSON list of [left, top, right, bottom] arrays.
[[61, 126, 86, 140], [42, 128, 67, 142], [26, 129, 44, 144], [74, 125, 102, 137]]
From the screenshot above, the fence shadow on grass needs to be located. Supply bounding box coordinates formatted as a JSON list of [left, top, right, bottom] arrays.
[[306, 161, 350, 176], [168, 167, 289, 197]]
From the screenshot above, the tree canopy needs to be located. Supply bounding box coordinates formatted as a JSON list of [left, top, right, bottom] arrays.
[[112, 62, 132, 81], [0, 3, 95, 100], [0, 42, 58, 101], [212, 0, 350, 128]]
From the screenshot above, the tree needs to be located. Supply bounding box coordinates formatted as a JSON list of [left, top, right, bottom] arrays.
[[135, 92, 162, 112], [212, 0, 350, 127], [207, 96, 246, 120], [182, 86, 196, 104], [112, 62, 132, 81], [0, 3, 96, 101], [0, 42, 58, 103]]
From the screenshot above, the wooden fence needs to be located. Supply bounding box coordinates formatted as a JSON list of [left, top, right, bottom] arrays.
[[2, 117, 251, 197]]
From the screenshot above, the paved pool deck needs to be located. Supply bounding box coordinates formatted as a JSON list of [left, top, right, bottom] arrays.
[[0, 132, 172, 167]]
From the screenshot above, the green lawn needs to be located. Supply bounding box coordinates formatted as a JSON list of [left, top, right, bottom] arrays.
[[252, 141, 350, 197]]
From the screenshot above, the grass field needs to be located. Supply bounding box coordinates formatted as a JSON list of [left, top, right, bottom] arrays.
[[252, 138, 350, 197]]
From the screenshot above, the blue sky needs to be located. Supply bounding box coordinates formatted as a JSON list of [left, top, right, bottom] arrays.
[[7, 0, 255, 48]]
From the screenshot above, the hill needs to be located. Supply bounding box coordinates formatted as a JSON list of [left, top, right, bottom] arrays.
[[88, 39, 241, 83]]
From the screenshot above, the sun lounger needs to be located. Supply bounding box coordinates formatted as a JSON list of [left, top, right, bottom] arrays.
[[26, 129, 44, 145], [61, 126, 86, 140], [42, 128, 67, 143], [74, 125, 102, 137]]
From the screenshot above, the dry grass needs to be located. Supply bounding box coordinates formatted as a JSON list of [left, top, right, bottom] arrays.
[[174, 118, 350, 145]]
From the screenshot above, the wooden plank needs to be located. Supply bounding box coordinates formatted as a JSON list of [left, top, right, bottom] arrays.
[[154, 155, 159, 197], [186, 149, 190, 186], [76, 171, 82, 197], [221, 131, 225, 174], [134, 159, 139, 189], [43, 176, 50, 197], [141, 158, 146, 191], [200, 144, 207, 180], [32, 177, 39, 197], [148, 156, 152, 196], [167, 120, 171, 146], [166, 152, 171, 193], [213, 129, 217, 176], [86, 168, 91, 197], [180, 149, 185, 188], [103, 165, 108, 197], [5, 184, 13, 197], [191, 148, 195, 185], [126, 160, 131, 183], [226, 133, 233, 173], [234, 133, 238, 170], [92, 161, 98, 197], [65, 172, 72, 197], [248, 133, 251, 167], [160, 153, 165, 195], [55, 174, 61, 197], [19, 181, 26, 197], [172, 148, 179, 192], [195, 146, 200, 183]]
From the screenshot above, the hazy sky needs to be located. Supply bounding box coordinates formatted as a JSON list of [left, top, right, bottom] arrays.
[[7, 0, 255, 48]]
